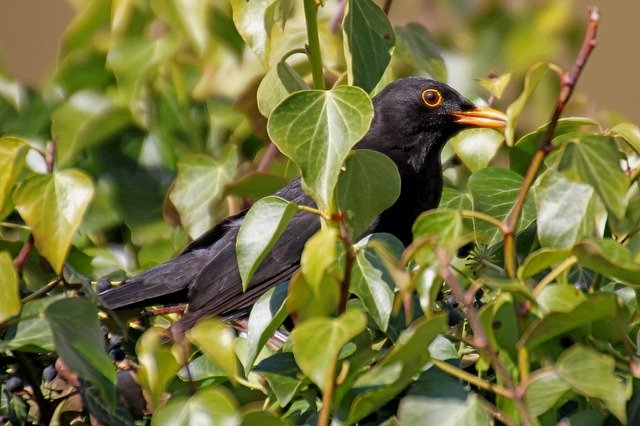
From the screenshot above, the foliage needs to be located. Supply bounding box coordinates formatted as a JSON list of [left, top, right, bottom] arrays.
[[1, 0, 639, 425]]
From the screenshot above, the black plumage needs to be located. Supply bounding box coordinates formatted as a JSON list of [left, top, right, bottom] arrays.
[[100, 77, 506, 332]]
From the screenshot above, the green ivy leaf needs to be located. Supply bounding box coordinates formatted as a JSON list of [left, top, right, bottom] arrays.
[[351, 234, 404, 331], [45, 298, 116, 406], [0, 251, 20, 324], [245, 282, 289, 371], [343, 0, 395, 92], [573, 238, 640, 286], [394, 23, 447, 81], [13, 169, 95, 273], [468, 168, 536, 246], [558, 134, 629, 220], [524, 371, 571, 418], [556, 344, 629, 423], [438, 187, 472, 210], [267, 86, 373, 210], [237, 196, 297, 290], [336, 149, 401, 237], [518, 247, 572, 280], [477, 73, 511, 99], [533, 170, 593, 249], [290, 310, 367, 391], [449, 128, 504, 172], [152, 386, 240, 426], [286, 270, 340, 322], [612, 122, 640, 155], [257, 61, 308, 117], [505, 62, 561, 146], [51, 91, 131, 166], [398, 393, 490, 426], [169, 148, 238, 239], [253, 353, 304, 406], [536, 284, 586, 314], [136, 327, 181, 410], [0, 296, 62, 353], [188, 318, 239, 382], [0, 136, 28, 208]]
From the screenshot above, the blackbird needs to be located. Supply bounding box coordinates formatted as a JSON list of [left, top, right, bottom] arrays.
[[100, 77, 507, 332]]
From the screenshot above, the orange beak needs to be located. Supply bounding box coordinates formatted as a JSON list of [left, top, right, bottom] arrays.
[[452, 106, 507, 128]]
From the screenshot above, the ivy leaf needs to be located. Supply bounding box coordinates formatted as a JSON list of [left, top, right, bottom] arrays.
[[152, 386, 240, 426], [558, 134, 629, 220], [612, 122, 640, 155], [394, 23, 447, 81], [257, 61, 308, 117], [267, 86, 373, 210], [13, 169, 95, 274], [136, 327, 181, 410], [0, 136, 28, 208], [449, 128, 504, 172], [45, 299, 116, 406], [290, 310, 367, 391], [253, 353, 304, 407], [524, 371, 571, 418], [336, 149, 400, 237], [533, 170, 593, 248], [468, 168, 536, 245], [168, 147, 238, 239], [477, 73, 511, 99], [556, 344, 629, 423], [51, 91, 131, 166], [245, 282, 289, 371], [187, 318, 239, 381], [0, 251, 20, 324], [573, 238, 640, 286], [237, 196, 297, 290], [518, 247, 572, 280], [343, 0, 395, 92]]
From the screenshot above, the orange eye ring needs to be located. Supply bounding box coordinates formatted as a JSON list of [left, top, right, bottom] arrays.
[[421, 88, 443, 108]]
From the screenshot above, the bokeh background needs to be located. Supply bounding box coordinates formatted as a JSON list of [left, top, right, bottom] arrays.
[[0, 0, 638, 122]]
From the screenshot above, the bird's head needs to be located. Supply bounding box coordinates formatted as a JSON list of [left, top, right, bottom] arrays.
[[359, 77, 507, 168]]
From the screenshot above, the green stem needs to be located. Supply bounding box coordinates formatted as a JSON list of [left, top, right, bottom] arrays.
[[533, 255, 577, 297], [303, 0, 325, 90]]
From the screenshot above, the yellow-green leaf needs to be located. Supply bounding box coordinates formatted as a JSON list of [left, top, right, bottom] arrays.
[[0, 136, 29, 209], [0, 251, 20, 324]]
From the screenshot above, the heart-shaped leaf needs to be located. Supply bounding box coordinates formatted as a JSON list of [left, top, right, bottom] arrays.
[[0, 136, 28, 208], [450, 128, 504, 172], [13, 169, 95, 273], [267, 86, 373, 210]]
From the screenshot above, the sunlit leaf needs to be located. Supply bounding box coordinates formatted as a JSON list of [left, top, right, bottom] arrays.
[[237, 196, 297, 290], [45, 298, 116, 406], [290, 310, 366, 391], [136, 327, 181, 410], [477, 73, 511, 99], [518, 247, 572, 280], [343, 0, 395, 92], [0, 251, 20, 324], [286, 270, 340, 322], [533, 169, 593, 248], [612, 122, 640, 155], [13, 169, 95, 273], [188, 318, 239, 381], [267, 86, 373, 210], [169, 147, 238, 239], [0, 136, 28, 208], [152, 386, 240, 426], [399, 393, 490, 426], [449, 128, 504, 172], [153, 0, 210, 55], [336, 149, 400, 236]]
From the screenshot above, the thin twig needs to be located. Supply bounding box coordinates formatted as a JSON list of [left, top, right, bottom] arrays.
[[431, 358, 513, 399], [501, 7, 600, 277], [337, 221, 355, 313], [20, 278, 62, 304], [329, 0, 347, 32], [256, 143, 280, 173], [383, 0, 394, 15]]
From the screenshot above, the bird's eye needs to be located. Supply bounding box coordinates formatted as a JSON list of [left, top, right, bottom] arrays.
[[421, 88, 443, 108]]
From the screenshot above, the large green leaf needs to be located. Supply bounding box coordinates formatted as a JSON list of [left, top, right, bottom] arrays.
[[524, 371, 571, 418], [237, 196, 297, 290], [13, 169, 95, 273], [0, 136, 28, 208], [533, 170, 593, 248], [136, 327, 181, 410], [336, 149, 400, 236], [245, 282, 289, 371], [169, 148, 238, 239], [558, 134, 629, 220], [399, 393, 490, 426], [286, 270, 340, 322], [556, 344, 629, 423], [0, 251, 20, 324], [339, 315, 447, 424], [394, 23, 446, 81], [449, 128, 504, 172], [351, 234, 404, 331], [343, 0, 395, 92], [51, 91, 131, 165], [257, 61, 308, 117], [45, 298, 116, 406], [253, 353, 305, 406], [468, 168, 536, 245], [573, 238, 640, 286], [518, 247, 572, 280], [0, 296, 62, 352], [152, 386, 240, 426], [230, 0, 293, 63], [188, 318, 239, 381], [267, 86, 373, 210], [290, 310, 367, 391]]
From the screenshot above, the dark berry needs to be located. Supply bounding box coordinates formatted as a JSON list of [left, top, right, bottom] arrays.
[[109, 335, 123, 350], [96, 277, 113, 293], [43, 365, 57, 382], [110, 347, 126, 362], [444, 304, 462, 327], [446, 295, 458, 308], [4, 376, 23, 393], [456, 242, 475, 258], [474, 288, 484, 302], [435, 290, 444, 302]]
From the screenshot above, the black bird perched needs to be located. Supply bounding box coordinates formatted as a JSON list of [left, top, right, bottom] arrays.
[[100, 77, 507, 332]]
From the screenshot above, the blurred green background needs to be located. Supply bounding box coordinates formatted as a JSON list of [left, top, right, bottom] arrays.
[[1, 0, 638, 122]]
